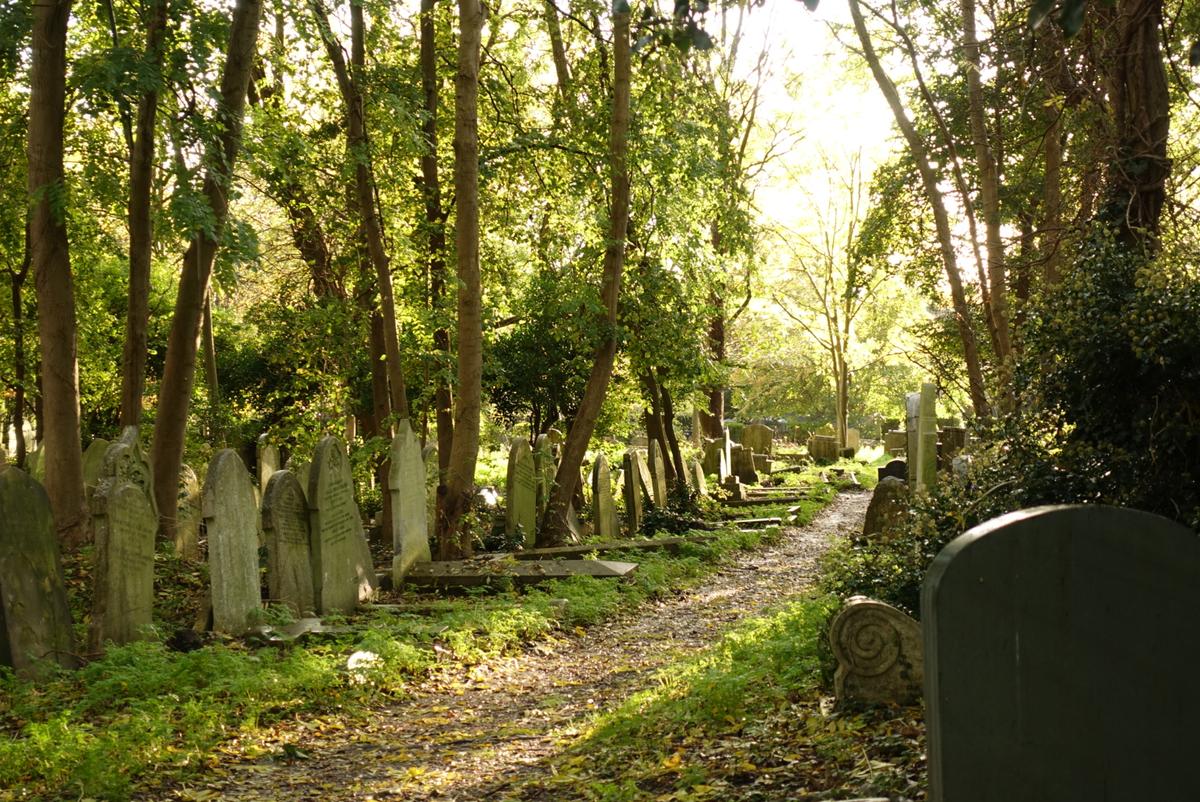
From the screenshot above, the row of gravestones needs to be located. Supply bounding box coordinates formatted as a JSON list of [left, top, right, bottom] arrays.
[[875, 383, 972, 490], [829, 504, 1199, 800]]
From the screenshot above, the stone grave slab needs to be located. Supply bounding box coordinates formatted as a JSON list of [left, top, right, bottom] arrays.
[[89, 478, 157, 649], [0, 468, 78, 675], [402, 558, 638, 588], [389, 421, 431, 583], [262, 470, 315, 617], [830, 596, 923, 706], [203, 450, 262, 634], [916, 383, 937, 489], [505, 439, 537, 546], [861, 477, 909, 542], [308, 436, 376, 614], [730, 443, 758, 484], [807, 435, 838, 463], [923, 505, 1200, 801], [883, 430, 907, 454]]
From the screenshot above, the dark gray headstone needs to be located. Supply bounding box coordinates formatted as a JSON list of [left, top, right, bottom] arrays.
[[262, 470, 315, 617], [861, 477, 909, 542], [89, 478, 157, 650], [0, 468, 79, 675], [203, 450, 262, 635], [505, 439, 537, 546], [923, 505, 1200, 801], [622, 450, 643, 535], [308, 436, 376, 614], [877, 458, 907, 482]]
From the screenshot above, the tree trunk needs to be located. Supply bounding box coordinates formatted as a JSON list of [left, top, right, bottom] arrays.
[[150, 0, 263, 541], [543, 0, 572, 111], [29, 0, 88, 546], [9, 222, 31, 467], [539, 6, 631, 546], [641, 372, 676, 486], [119, 0, 169, 428], [656, 373, 687, 488], [435, 0, 484, 559], [849, 0, 991, 419], [368, 311, 393, 545], [201, 290, 221, 443]]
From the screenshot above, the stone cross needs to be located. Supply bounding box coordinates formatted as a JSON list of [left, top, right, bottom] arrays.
[[389, 420, 430, 583], [647, 440, 669, 507], [262, 470, 315, 617], [89, 478, 157, 650], [505, 439, 537, 546], [923, 505, 1200, 801], [307, 436, 376, 614], [203, 450, 262, 635], [621, 450, 643, 536], [590, 452, 619, 540], [0, 468, 79, 675], [829, 596, 923, 706]]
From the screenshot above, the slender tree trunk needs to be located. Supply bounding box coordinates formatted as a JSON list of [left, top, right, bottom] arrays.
[[9, 223, 31, 467], [702, 223, 727, 438], [201, 291, 221, 443], [543, 0, 572, 110], [435, 0, 484, 558], [657, 374, 687, 488], [849, 0, 990, 419], [119, 0, 169, 428], [150, 0, 263, 540], [642, 372, 676, 486], [539, 6, 631, 546], [29, 0, 88, 545], [368, 311, 393, 543]]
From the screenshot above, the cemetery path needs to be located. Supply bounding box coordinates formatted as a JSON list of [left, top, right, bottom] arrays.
[[161, 489, 870, 802]]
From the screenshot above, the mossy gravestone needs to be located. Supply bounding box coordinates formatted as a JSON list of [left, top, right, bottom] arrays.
[[89, 479, 156, 650], [81, 437, 110, 503], [0, 468, 79, 676], [590, 452, 618, 540], [923, 505, 1200, 801], [389, 421, 430, 583], [505, 439, 537, 546], [742, 422, 774, 456], [262, 470, 315, 617], [203, 450, 262, 635], [257, 433, 281, 496], [102, 426, 157, 522], [175, 464, 202, 561], [308, 436, 376, 614], [647, 440, 669, 507]]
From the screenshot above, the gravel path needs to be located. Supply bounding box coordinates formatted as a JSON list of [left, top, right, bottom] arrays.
[[162, 489, 870, 802]]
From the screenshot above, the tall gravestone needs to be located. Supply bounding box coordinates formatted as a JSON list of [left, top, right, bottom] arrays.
[[81, 437, 110, 503], [389, 421, 430, 583], [262, 470, 315, 617], [175, 464, 202, 561], [533, 434, 555, 518], [702, 439, 725, 479], [257, 434, 281, 496], [916, 383, 937, 489], [632, 450, 655, 508], [923, 505, 1200, 801], [621, 451, 643, 536], [742, 423, 774, 456], [203, 450, 261, 634], [647, 440, 669, 507], [101, 426, 157, 522], [505, 439, 537, 546], [904, 392, 920, 483], [0, 468, 79, 675], [308, 436, 376, 614], [590, 453, 619, 540], [89, 478, 157, 650], [845, 428, 861, 451]]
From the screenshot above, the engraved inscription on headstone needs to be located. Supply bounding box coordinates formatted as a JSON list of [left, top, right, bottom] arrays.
[[203, 450, 262, 635], [505, 439, 537, 546], [89, 479, 157, 650], [308, 436, 376, 614]]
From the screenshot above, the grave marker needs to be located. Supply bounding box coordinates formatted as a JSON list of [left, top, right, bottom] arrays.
[[729, 443, 758, 483], [647, 440, 669, 506], [389, 421, 430, 583], [621, 451, 643, 535], [101, 426, 157, 521], [81, 437, 110, 502], [590, 453, 619, 540], [916, 383, 937, 489], [257, 434, 281, 496], [89, 479, 156, 649], [262, 470, 315, 617], [505, 439, 537, 546], [175, 464, 202, 560], [203, 450, 262, 634], [688, 459, 707, 496], [830, 596, 923, 706], [742, 422, 774, 456], [308, 436, 376, 614]]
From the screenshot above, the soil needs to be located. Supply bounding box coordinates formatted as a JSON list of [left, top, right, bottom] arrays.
[[155, 489, 871, 801]]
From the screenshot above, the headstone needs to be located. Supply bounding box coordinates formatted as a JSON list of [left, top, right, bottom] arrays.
[[101, 426, 157, 521], [262, 470, 315, 617], [308, 436, 376, 614], [81, 437, 110, 502], [883, 430, 907, 454], [257, 433, 281, 496], [905, 393, 920, 482], [203, 450, 262, 635], [702, 439, 725, 478], [877, 458, 907, 482], [861, 477, 909, 542], [533, 434, 555, 518], [923, 505, 1200, 801], [730, 443, 758, 483], [688, 460, 707, 496], [752, 453, 775, 474], [505, 439, 537, 546], [389, 421, 430, 583], [89, 478, 156, 649], [807, 435, 838, 463], [289, 458, 310, 501], [691, 409, 704, 448], [0, 468, 79, 675], [845, 428, 861, 451], [647, 440, 669, 507], [916, 383, 937, 489], [632, 449, 655, 508], [175, 464, 202, 560], [621, 451, 643, 535], [829, 596, 923, 706], [591, 453, 619, 540], [742, 423, 775, 456]]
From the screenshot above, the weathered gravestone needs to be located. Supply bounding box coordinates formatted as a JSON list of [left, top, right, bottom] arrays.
[[632, 449, 655, 508], [590, 453, 619, 540], [647, 440, 669, 507], [807, 434, 839, 463], [829, 596, 923, 706], [203, 450, 262, 634], [81, 437, 110, 503], [883, 430, 907, 454], [702, 439, 726, 480], [860, 477, 908, 542], [621, 450, 643, 535], [262, 470, 315, 617], [389, 421, 430, 583], [730, 443, 758, 484], [688, 459, 707, 496], [876, 458, 907, 483], [505, 439, 537, 546], [915, 383, 937, 489], [905, 393, 920, 481], [922, 505, 1200, 801], [308, 436, 376, 614], [257, 434, 281, 496], [89, 479, 157, 650], [0, 468, 79, 675], [101, 426, 157, 521], [741, 423, 774, 456], [175, 464, 202, 561], [845, 428, 861, 451], [533, 434, 555, 518]]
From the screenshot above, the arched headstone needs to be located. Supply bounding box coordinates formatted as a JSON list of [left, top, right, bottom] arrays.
[[308, 436, 375, 614], [262, 470, 315, 616], [89, 479, 156, 649], [504, 439, 537, 546], [203, 450, 261, 634], [389, 421, 430, 583], [590, 453, 618, 540]]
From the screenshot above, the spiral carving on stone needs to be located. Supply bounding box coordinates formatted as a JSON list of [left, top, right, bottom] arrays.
[[831, 601, 903, 677]]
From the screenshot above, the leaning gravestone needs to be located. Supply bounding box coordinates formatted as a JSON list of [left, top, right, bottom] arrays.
[[203, 450, 261, 634], [89, 478, 157, 650], [533, 434, 555, 518], [632, 450, 655, 508], [257, 433, 281, 496], [742, 423, 774, 456], [308, 436, 376, 614], [829, 596, 923, 706], [860, 477, 908, 542], [505, 439, 537, 546], [590, 453, 619, 540], [621, 450, 643, 535], [81, 437, 110, 503], [101, 426, 157, 522], [647, 440, 669, 507], [688, 459, 707, 496], [923, 505, 1200, 801], [262, 470, 315, 617], [389, 421, 430, 583], [0, 468, 79, 675], [175, 464, 202, 561]]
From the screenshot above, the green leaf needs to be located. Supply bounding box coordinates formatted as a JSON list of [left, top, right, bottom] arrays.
[[1057, 0, 1085, 37], [1027, 0, 1055, 30]]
